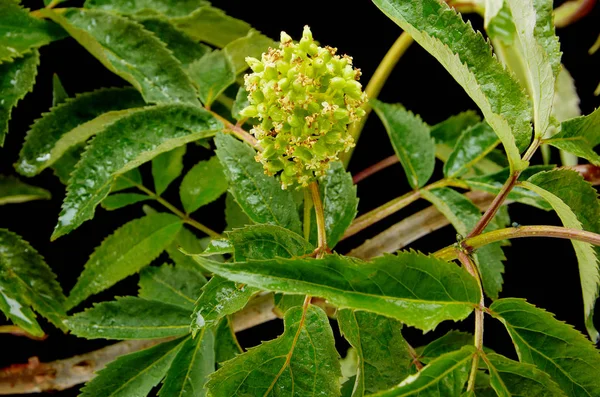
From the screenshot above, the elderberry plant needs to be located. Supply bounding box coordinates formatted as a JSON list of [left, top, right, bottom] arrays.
[[0, 0, 599, 396]]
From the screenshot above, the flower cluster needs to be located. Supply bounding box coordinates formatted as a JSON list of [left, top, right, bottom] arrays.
[[240, 26, 367, 189]]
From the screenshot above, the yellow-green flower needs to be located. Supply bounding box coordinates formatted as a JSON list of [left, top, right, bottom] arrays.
[[241, 26, 367, 189]]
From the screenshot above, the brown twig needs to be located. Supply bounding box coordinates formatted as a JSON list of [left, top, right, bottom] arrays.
[[352, 155, 398, 184]]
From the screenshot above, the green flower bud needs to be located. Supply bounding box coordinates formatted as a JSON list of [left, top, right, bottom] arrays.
[[240, 26, 367, 189]]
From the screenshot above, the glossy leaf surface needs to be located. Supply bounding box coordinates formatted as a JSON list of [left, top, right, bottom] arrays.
[[138, 264, 206, 311], [179, 156, 228, 214], [152, 145, 186, 195], [0, 175, 50, 205]]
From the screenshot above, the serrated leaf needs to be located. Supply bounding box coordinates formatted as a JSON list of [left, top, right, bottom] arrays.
[[431, 111, 481, 161], [193, 251, 480, 332], [16, 87, 146, 176], [444, 122, 500, 178], [0, 1, 66, 63], [206, 305, 341, 396], [152, 145, 186, 195], [137, 16, 210, 68], [51, 73, 69, 107], [464, 165, 554, 210], [523, 169, 600, 341], [0, 175, 50, 205], [80, 336, 185, 397], [215, 133, 302, 234], [214, 317, 242, 366], [421, 188, 505, 300], [50, 144, 85, 185], [165, 226, 217, 273], [84, 0, 209, 18], [338, 310, 413, 395], [546, 107, 600, 166], [372, 0, 532, 170], [0, 229, 67, 336], [417, 331, 476, 364], [66, 213, 183, 309], [273, 293, 305, 316], [482, 352, 565, 397], [310, 161, 358, 248], [172, 6, 251, 48], [41, 8, 198, 105], [224, 29, 275, 74], [490, 298, 600, 397], [159, 327, 215, 397], [229, 224, 314, 261], [225, 192, 251, 230], [52, 104, 221, 239], [188, 49, 236, 106], [180, 156, 228, 214], [0, 51, 38, 146], [66, 296, 192, 339], [371, 100, 435, 189], [503, 0, 558, 138], [101, 193, 150, 211], [139, 264, 206, 311], [191, 275, 257, 335], [111, 167, 143, 192], [371, 346, 474, 397]]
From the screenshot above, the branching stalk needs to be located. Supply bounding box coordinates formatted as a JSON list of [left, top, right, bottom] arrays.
[[209, 111, 261, 150], [352, 155, 398, 184]]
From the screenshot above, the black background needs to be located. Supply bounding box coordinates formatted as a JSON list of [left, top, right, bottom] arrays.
[[1, 1, 599, 395]]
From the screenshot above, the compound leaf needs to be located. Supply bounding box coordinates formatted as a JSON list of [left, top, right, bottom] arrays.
[[188, 49, 236, 106], [152, 145, 186, 195], [66, 213, 183, 309], [0, 229, 67, 336], [444, 122, 500, 178], [41, 8, 198, 105], [179, 156, 228, 214], [84, 0, 209, 18], [66, 296, 191, 340], [547, 107, 600, 166], [490, 298, 600, 397], [138, 264, 206, 311], [52, 104, 221, 239], [193, 251, 480, 332], [206, 305, 341, 396], [101, 193, 150, 211]]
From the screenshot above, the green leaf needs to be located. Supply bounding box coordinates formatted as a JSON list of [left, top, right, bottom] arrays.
[[193, 251, 480, 332], [338, 310, 413, 395], [165, 226, 217, 273], [421, 188, 506, 300], [52, 104, 221, 239], [172, 6, 252, 48], [372, 0, 532, 171], [371, 100, 435, 189], [0, 1, 66, 63], [66, 213, 183, 309], [206, 305, 341, 396], [0, 175, 50, 205], [416, 331, 476, 364], [0, 51, 39, 146], [159, 328, 215, 397], [188, 49, 236, 106], [51, 73, 69, 107], [371, 346, 474, 397], [431, 111, 481, 161], [523, 169, 600, 341], [180, 156, 228, 214], [310, 161, 358, 248], [546, 107, 600, 166], [0, 229, 67, 336], [224, 29, 275, 74], [16, 87, 145, 177], [137, 16, 210, 68], [191, 275, 257, 335], [50, 144, 85, 185], [66, 296, 192, 339], [214, 317, 242, 366], [228, 224, 314, 261], [273, 293, 305, 316], [444, 122, 500, 178], [225, 192, 251, 230], [101, 193, 150, 211], [138, 264, 206, 311], [503, 0, 559, 138], [152, 145, 186, 195], [80, 336, 185, 397], [215, 133, 302, 234], [111, 168, 143, 192], [41, 8, 198, 105], [84, 0, 209, 18], [482, 352, 565, 397], [490, 298, 600, 397], [464, 165, 554, 210]]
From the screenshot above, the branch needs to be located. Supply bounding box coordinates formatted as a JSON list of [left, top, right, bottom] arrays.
[[352, 155, 398, 184], [0, 295, 277, 394]]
